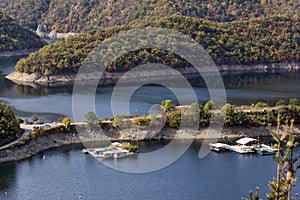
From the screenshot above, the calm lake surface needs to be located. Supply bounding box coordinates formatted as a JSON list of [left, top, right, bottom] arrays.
[[2, 57, 300, 121], [0, 141, 299, 200], [1, 57, 300, 199]]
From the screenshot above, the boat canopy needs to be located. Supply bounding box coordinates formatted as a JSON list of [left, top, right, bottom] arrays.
[[236, 137, 258, 145]]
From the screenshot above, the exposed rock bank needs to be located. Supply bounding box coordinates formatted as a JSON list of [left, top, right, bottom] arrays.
[[5, 62, 300, 87], [1, 124, 300, 164]]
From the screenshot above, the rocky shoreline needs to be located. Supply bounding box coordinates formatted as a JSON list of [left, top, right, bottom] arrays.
[[5, 62, 300, 87], [1, 124, 300, 164]]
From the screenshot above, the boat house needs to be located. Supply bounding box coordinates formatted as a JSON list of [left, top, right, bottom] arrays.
[[236, 137, 261, 146]]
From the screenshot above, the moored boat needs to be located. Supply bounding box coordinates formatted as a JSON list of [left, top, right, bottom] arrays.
[[98, 150, 115, 158], [81, 149, 90, 154], [209, 143, 232, 152], [231, 145, 255, 154], [86, 142, 139, 159], [113, 150, 130, 158], [254, 144, 277, 156]]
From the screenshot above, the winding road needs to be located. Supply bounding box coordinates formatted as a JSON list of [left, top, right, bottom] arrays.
[[0, 129, 30, 151]]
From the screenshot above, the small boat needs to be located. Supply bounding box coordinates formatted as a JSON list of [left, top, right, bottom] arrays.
[[81, 149, 91, 154], [98, 151, 115, 159], [90, 148, 106, 157], [230, 137, 261, 154], [254, 144, 277, 156], [84, 142, 138, 159], [113, 150, 130, 159], [231, 145, 255, 154], [209, 143, 232, 152]]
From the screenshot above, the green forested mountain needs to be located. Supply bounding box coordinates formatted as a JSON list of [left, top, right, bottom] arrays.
[[1, 0, 300, 33], [15, 15, 300, 75], [0, 11, 45, 52]]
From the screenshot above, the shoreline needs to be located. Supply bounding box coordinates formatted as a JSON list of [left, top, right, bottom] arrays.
[[5, 62, 300, 87], [1, 124, 300, 164], [0, 49, 39, 57]]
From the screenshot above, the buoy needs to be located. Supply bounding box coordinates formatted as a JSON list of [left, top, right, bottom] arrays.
[[4, 191, 8, 195], [79, 195, 82, 199]]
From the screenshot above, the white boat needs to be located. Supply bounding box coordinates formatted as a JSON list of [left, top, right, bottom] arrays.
[[90, 148, 107, 157], [84, 142, 138, 159], [113, 150, 130, 158], [209, 143, 232, 152], [254, 144, 277, 156], [231, 145, 255, 154], [98, 150, 115, 158], [81, 149, 90, 154], [230, 137, 260, 154]]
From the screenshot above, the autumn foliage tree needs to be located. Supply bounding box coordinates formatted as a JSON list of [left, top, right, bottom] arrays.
[[0, 102, 20, 146]]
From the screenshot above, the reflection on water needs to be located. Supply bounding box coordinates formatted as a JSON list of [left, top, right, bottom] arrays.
[[1, 57, 300, 120], [0, 163, 16, 191]]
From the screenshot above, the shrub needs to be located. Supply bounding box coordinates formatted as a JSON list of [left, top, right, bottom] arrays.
[[167, 110, 181, 128], [132, 116, 151, 127], [160, 99, 174, 111], [122, 143, 139, 152], [254, 101, 268, 108], [289, 98, 299, 107], [85, 111, 98, 125], [204, 100, 215, 110], [276, 99, 286, 107], [62, 117, 71, 128]]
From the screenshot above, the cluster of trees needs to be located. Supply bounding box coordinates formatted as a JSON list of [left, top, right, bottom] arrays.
[[162, 98, 300, 129], [1, 0, 300, 33], [0, 11, 45, 52], [132, 116, 151, 127], [224, 98, 300, 127], [15, 15, 300, 75], [0, 102, 20, 146], [121, 143, 139, 153], [1, 0, 50, 31], [165, 100, 212, 128]]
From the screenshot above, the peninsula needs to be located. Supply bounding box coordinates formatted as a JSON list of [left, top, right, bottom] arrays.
[[1, 99, 300, 163], [5, 15, 300, 85]]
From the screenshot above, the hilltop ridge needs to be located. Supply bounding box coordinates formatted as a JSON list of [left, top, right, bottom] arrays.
[[1, 0, 300, 33]]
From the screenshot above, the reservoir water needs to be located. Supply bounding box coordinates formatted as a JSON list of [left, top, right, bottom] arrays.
[[1, 57, 300, 199], [2, 57, 300, 121], [0, 141, 299, 200]]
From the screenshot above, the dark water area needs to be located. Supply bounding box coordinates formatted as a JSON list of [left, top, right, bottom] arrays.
[[1, 141, 299, 200]]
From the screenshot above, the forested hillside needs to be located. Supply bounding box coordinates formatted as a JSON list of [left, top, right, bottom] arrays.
[[0, 11, 45, 52], [1, 0, 300, 33], [15, 15, 300, 75]]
